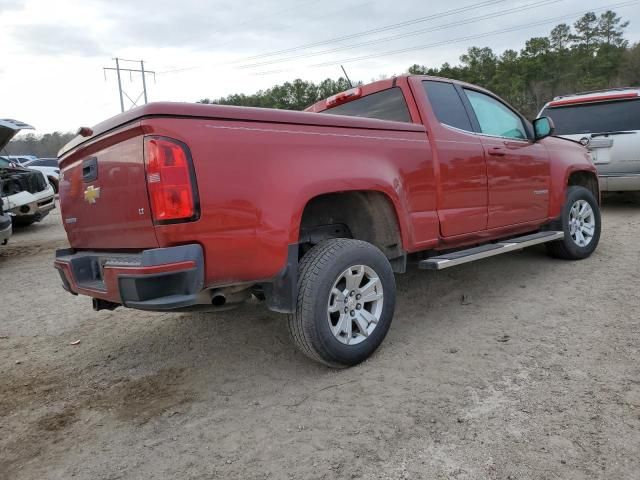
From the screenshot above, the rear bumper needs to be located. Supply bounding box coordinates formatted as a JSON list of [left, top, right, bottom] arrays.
[[54, 244, 205, 311], [599, 173, 640, 192]]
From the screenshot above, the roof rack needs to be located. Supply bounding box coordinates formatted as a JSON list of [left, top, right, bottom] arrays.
[[553, 86, 639, 101]]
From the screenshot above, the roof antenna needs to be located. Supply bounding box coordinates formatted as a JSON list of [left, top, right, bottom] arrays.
[[341, 65, 353, 88]]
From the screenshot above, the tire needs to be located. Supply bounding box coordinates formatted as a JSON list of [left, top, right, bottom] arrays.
[[288, 239, 396, 368], [546, 185, 601, 260]]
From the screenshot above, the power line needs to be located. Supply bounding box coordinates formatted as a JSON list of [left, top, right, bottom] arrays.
[[235, 0, 507, 64], [157, 0, 325, 74], [103, 58, 156, 113], [307, 0, 639, 69], [158, 0, 509, 76], [238, 0, 558, 69]]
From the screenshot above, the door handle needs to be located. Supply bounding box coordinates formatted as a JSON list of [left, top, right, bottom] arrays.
[[82, 157, 98, 182], [488, 147, 506, 156]]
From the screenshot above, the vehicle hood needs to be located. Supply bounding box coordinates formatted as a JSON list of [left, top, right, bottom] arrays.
[[0, 119, 34, 150], [542, 135, 597, 173], [543, 135, 588, 150]]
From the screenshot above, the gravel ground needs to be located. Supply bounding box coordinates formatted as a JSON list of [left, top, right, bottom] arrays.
[[1, 197, 639, 480]]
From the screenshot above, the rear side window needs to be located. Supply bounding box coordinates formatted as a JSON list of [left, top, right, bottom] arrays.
[[540, 99, 640, 135], [322, 87, 411, 123], [423, 81, 473, 132]]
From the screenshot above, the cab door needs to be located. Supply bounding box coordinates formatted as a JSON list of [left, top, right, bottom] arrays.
[[418, 79, 488, 237], [462, 88, 550, 228]]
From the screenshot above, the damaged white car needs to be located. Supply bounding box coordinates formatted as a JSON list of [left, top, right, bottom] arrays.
[[1, 119, 55, 226]]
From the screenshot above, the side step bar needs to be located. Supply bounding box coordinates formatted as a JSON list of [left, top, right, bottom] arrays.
[[419, 231, 564, 270]]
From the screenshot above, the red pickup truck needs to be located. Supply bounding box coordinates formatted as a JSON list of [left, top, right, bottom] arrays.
[[55, 75, 600, 367]]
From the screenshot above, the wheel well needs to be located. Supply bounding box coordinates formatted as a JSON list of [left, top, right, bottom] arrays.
[[48, 176, 59, 193], [299, 191, 404, 261], [568, 171, 599, 204]]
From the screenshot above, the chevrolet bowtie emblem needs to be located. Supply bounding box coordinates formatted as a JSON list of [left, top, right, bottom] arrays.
[[84, 185, 101, 204]]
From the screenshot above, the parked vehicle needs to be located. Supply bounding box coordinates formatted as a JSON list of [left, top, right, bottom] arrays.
[[3, 154, 38, 167], [0, 156, 19, 167], [0, 120, 56, 226], [54, 75, 600, 367], [23, 158, 60, 193], [539, 88, 640, 191]]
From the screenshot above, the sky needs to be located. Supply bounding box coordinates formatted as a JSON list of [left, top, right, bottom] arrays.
[[1, 0, 639, 134]]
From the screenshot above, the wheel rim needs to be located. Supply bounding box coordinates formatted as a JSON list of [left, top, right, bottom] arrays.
[[327, 265, 384, 345], [568, 199, 596, 247]]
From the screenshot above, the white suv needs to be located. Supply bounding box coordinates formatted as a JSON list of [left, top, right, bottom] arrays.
[[539, 88, 640, 191]]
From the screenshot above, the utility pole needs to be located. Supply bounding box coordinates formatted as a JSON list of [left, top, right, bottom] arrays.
[[140, 60, 148, 104], [114, 57, 124, 112], [103, 58, 156, 112]]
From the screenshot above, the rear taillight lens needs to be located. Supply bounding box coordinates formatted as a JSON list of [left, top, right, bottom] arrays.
[[143, 136, 199, 224]]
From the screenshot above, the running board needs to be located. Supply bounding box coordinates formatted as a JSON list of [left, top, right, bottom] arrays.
[[419, 231, 564, 270]]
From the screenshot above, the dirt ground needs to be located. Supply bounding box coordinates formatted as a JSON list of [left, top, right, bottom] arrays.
[[1, 197, 639, 480]]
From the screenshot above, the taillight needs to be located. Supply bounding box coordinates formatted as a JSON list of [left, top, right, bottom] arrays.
[[143, 136, 199, 224]]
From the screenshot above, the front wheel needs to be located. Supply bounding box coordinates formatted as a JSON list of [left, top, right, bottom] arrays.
[[546, 185, 601, 260], [287, 239, 396, 368]]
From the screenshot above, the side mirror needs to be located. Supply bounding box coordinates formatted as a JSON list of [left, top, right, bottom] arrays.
[[533, 116, 555, 141]]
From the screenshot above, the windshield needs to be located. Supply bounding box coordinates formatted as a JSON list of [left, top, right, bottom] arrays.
[[541, 98, 640, 135]]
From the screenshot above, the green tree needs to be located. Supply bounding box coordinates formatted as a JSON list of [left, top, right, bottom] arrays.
[[550, 24, 572, 51], [459, 47, 497, 87], [573, 12, 601, 52], [621, 42, 640, 85], [5, 132, 75, 157], [598, 10, 629, 47], [596, 11, 630, 84], [199, 77, 352, 111]]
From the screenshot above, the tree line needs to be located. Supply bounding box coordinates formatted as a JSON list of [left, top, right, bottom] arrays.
[[4, 131, 75, 158], [8, 10, 638, 156], [201, 10, 638, 118], [409, 10, 638, 117]]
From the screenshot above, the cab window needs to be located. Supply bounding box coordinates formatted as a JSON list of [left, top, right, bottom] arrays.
[[464, 89, 528, 140], [322, 87, 411, 123], [423, 81, 473, 132]]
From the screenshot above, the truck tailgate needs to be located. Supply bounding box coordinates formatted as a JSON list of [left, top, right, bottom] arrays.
[[58, 124, 158, 249]]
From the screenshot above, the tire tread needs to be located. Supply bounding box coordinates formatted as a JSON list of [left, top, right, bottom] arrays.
[[288, 239, 390, 367], [546, 185, 600, 260]]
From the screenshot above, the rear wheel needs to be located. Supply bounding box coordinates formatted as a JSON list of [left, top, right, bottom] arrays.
[[546, 186, 601, 260], [288, 239, 396, 368]]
